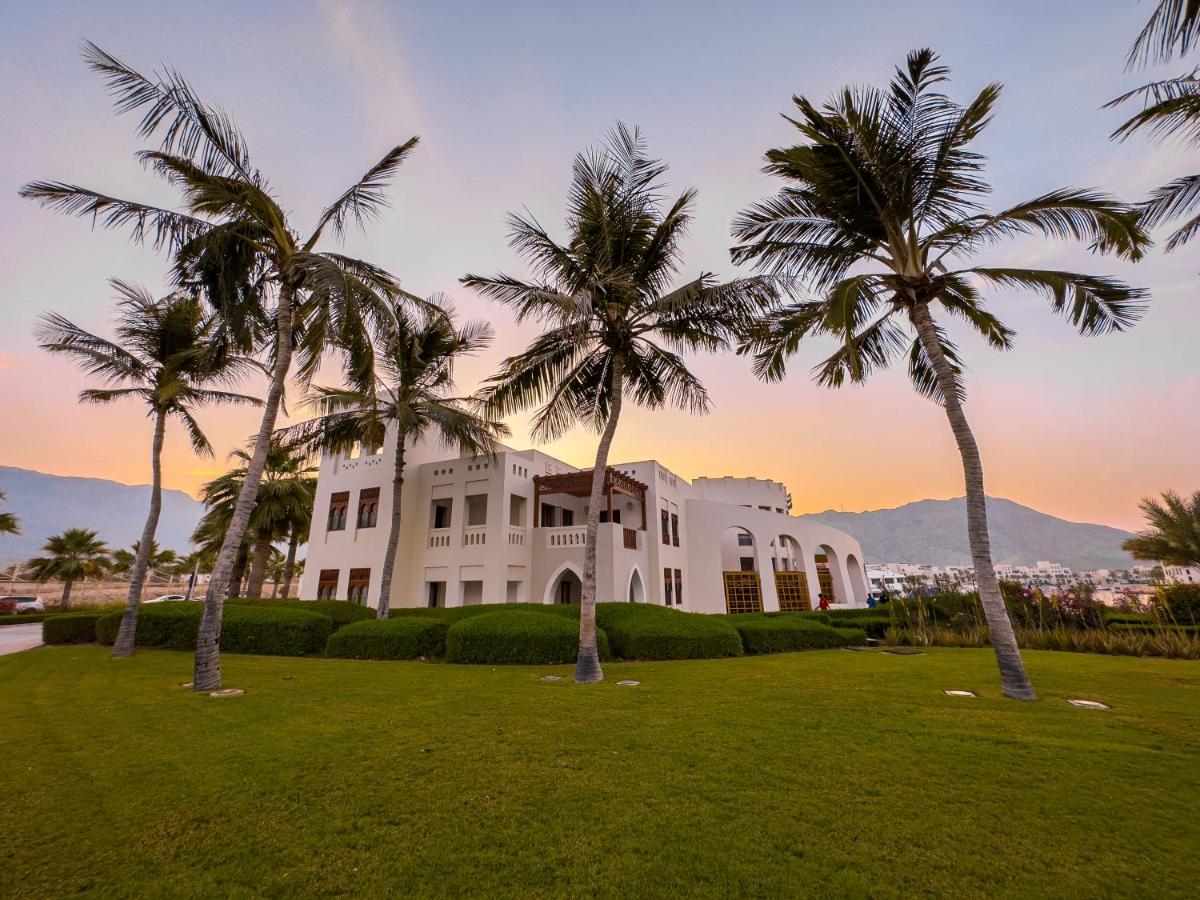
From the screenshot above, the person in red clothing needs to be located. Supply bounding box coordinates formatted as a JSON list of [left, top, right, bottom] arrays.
[[817, 593, 831, 611]]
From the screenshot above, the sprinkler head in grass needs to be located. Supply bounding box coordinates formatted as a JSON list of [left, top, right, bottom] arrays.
[[944, 690, 976, 697], [540, 675, 562, 682], [1068, 699, 1109, 709], [209, 688, 243, 698], [616, 680, 640, 686]]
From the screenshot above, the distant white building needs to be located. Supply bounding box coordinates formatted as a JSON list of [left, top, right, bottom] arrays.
[[298, 432, 870, 614], [1164, 565, 1200, 586]]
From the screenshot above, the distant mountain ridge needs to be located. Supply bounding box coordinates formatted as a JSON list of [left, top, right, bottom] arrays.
[[0, 467, 1135, 571], [0, 466, 205, 562], [796, 496, 1135, 571]]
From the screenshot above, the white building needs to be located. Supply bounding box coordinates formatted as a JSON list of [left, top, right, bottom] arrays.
[[1164, 565, 1200, 585], [298, 433, 870, 614]]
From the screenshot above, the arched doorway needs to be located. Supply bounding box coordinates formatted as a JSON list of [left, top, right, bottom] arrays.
[[628, 567, 645, 603], [544, 564, 583, 605], [721, 526, 762, 613], [774, 535, 811, 611], [845, 553, 866, 605], [816, 544, 848, 606]]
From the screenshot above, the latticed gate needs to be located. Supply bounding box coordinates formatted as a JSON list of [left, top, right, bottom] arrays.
[[723, 570, 763, 614], [817, 566, 836, 603], [774, 571, 811, 612]]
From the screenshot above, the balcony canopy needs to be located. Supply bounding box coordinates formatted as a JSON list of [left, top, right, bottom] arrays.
[[533, 468, 648, 530]]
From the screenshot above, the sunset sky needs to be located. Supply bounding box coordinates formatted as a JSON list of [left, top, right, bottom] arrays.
[[1, 0, 1196, 532]]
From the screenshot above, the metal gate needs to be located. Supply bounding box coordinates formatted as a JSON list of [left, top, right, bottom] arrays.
[[723, 570, 763, 614], [774, 570, 811, 612]]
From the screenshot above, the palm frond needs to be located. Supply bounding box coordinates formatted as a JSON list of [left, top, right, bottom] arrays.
[[308, 137, 419, 245], [1126, 0, 1200, 68], [959, 268, 1148, 335]]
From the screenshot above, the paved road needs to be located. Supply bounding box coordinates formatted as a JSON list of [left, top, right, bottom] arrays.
[[0, 623, 43, 656]]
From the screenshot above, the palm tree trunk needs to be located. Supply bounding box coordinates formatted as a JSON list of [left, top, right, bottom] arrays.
[[280, 529, 299, 599], [194, 284, 294, 692], [576, 357, 624, 685], [910, 302, 1036, 700], [375, 431, 407, 619], [113, 407, 167, 658], [244, 530, 272, 599], [61, 578, 72, 611], [228, 554, 246, 599]]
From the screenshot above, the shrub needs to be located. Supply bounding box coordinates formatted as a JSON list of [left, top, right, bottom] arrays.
[[1153, 583, 1200, 624], [1110, 622, 1200, 637], [731, 614, 862, 654], [597, 603, 742, 660], [826, 615, 891, 639], [445, 611, 610, 665], [327, 617, 449, 660], [42, 612, 109, 644], [96, 603, 332, 656], [390, 603, 579, 624], [1, 613, 59, 625], [832, 626, 869, 644], [237, 599, 375, 631]]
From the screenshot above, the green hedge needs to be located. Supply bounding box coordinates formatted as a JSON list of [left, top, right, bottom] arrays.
[[827, 615, 890, 639], [1110, 622, 1200, 636], [236, 599, 375, 631], [597, 603, 742, 660], [327, 617, 449, 660], [390, 603, 580, 624], [445, 610, 609, 665], [2, 613, 59, 625], [96, 603, 332, 656], [731, 614, 864, 654], [43, 612, 110, 645]]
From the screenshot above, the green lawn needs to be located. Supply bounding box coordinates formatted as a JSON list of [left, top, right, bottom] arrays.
[[2, 647, 1198, 898]]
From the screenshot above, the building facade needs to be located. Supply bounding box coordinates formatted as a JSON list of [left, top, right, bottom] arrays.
[[298, 432, 870, 613]]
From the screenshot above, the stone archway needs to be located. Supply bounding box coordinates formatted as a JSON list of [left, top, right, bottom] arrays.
[[720, 526, 762, 613], [544, 562, 583, 605], [845, 553, 866, 605], [815, 544, 849, 606], [774, 534, 811, 611], [628, 567, 646, 603]]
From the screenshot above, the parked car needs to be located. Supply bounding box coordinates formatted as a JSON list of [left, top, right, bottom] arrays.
[[1, 595, 45, 614], [144, 594, 189, 604]]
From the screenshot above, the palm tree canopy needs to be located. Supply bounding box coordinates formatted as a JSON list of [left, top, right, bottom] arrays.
[[1123, 490, 1200, 569], [19, 42, 425, 384], [110, 540, 179, 575], [36, 284, 262, 455], [27, 528, 110, 583], [731, 49, 1149, 401], [1108, 3, 1200, 250], [279, 301, 509, 459], [193, 439, 317, 549], [462, 124, 778, 440], [0, 489, 19, 536]]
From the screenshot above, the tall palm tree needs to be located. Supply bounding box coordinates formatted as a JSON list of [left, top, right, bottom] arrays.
[[110, 541, 179, 578], [21, 43, 423, 690], [730, 50, 1148, 700], [1123, 490, 1200, 569], [193, 440, 317, 599], [1107, 1, 1200, 249], [277, 518, 309, 600], [281, 303, 508, 618], [0, 490, 18, 536], [37, 285, 259, 657], [28, 528, 110, 609], [463, 125, 777, 684]]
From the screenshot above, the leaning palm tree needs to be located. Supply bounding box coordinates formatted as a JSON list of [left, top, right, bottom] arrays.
[[1107, 1, 1200, 250], [193, 440, 317, 599], [281, 303, 508, 617], [1123, 490, 1200, 570], [109, 541, 179, 578], [731, 50, 1148, 700], [37, 285, 259, 657], [0, 490, 18, 536], [463, 125, 777, 683], [21, 43, 423, 690], [28, 528, 110, 609], [277, 517, 310, 600]]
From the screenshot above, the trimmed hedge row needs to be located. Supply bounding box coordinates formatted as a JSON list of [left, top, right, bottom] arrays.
[[326, 617, 449, 660], [95, 603, 332, 656], [597, 603, 743, 660], [3, 612, 61, 625], [236, 598, 375, 631], [445, 610, 610, 665], [43, 611, 112, 645], [1110, 622, 1200, 636], [731, 614, 866, 654]]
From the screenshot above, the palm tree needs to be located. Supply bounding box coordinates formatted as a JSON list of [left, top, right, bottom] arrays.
[[1123, 490, 1200, 570], [110, 541, 179, 578], [193, 440, 316, 599], [281, 303, 508, 618], [0, 490, 18, 536], [28, 528, 110, 609], [1107, 1, 1200, 250], [277, 518, 309, 600], [463, 125, 777, 683], [730, 50, 1148, 700], [21, 43, 422, 690], [37, 285, 259, 656]]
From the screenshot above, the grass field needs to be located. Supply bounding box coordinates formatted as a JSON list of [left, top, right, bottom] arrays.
[[2, 646, 1198, 898]]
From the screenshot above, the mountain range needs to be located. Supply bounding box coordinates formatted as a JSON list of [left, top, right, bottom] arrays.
[[0, 466, 1135, 570], [796, 496, 1135, 570], [0, 466, 205, 562]]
